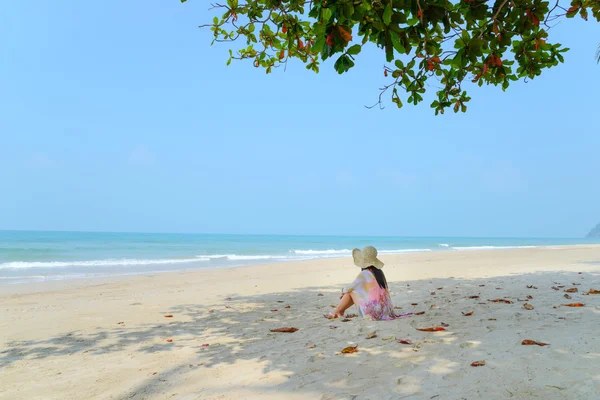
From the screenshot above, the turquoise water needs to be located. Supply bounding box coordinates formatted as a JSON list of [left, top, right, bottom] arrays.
[[1, 230, 599, 284]]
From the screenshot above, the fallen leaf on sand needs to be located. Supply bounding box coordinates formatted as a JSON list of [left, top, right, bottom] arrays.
[[366, 331, 377, 339], [415, 311, 425, 315], [437, 287, 443, 290], [208, 310, 214, 313], [468, 296, 480, 299], [271, 309, 278, 312], [488, 318, 497, 321], [430, 292, 436, 295], [523, 303, 534, 310], [462, 311, 474, 316], [396, 339, 412, 344], [330, 305, 336, 308], [382, 336, 394, 340], [225, 306, 232, 309], [270, 327, 299, 333], [225, 297, 232, 301], [489, 299, 512, 304], [588, 289, 600, 294], [341, 345, 358, 354], [201, 343, 209, 347], [164, 315, 173, 318], [471, 361, 486, 367], [522, 340, 549, 346], [526, 295, 533, 300], [306, 343, 316, 348], [317, 294, 324, 296], [578, 272, 583, 274], [562, 303, 584, 307], [167, 339, 173, 343], [284, 305, 291, 309], [329, 325, 338, 329], [117, 322, 124, 325], [526, 285, 538, 289], [341, 318, 351, 322], [441, 322, 449, 327], [572, 283, 581, 286], [417, 327, 446, 332], [551, 286, 560, 291], [565, 288, 578, 293], [394, 306, 403, 309], [479, 284, 485, 287], [345, 313, 358, 318], [564, 294, 572, 299], [430, 305, 438, 309], [276, 300, 284, 303], [411, 303, 418, 306]]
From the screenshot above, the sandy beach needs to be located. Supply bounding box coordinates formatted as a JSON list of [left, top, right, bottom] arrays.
[[1, 245, 600, 400]]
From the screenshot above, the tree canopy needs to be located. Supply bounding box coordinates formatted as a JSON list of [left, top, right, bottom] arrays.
[[183, 0, 599, 114]]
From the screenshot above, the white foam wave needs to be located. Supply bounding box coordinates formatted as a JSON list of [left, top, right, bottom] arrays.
[[292, 249, 351, 256], [439, 243, 450, 247], [379, 249, 432, 254], [451, 245, 537, 251], [0, 258, 203, 270]]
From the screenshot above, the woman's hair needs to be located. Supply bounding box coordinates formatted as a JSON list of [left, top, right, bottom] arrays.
[[363, 266, 388, 290]]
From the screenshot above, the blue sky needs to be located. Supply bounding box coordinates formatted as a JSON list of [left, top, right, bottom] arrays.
[[1, 1, 599, 237]]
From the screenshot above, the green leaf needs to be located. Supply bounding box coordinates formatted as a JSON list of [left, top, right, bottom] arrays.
[[334, 55, 355, 73], [383, 4, 392, 25], [321, 8, 333, 22], [213, 16, 219, 24], [390, 31, 405, 54], [347, 44, 362, 55]]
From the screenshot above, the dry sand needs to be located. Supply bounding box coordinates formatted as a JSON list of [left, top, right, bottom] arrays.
[[1, 246, 600, 400]]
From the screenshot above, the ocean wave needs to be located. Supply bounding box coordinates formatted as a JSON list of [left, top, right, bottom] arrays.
[[0, 258, 203, 270], [451, 245, 537, 251], [439, 243, 450, 247], [292, 249, 351, 256]]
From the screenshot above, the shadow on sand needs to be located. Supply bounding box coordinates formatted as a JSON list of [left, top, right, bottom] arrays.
[[2, 270, 600, 399]]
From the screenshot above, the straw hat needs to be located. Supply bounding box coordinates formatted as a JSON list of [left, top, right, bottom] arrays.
[[352, 246, 384, 269]]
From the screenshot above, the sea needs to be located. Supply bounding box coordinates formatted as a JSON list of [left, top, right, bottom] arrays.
[[1, 230, 599, 285]]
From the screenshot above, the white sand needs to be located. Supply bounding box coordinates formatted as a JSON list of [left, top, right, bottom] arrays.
[[1, 246, 600, 399]]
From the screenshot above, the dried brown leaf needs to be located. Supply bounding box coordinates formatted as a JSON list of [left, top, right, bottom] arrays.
[[284, 305, 291, 309], [471, 360, 486, 367], [588, 289, 600, 294], [522, 339, 549, 346], [526, 285, 538, 289], [415, 311, 425, 315], [341, 318, 351, 322], [396, 339, 412, 344], [164, 314, 174, 318], [341, 345, 358, 354], [468, 295, 480, 299], [523, 303, 534, 310], [306, 343, 316, 348], [526, 295, 533, 300], [345, 313, 358, 318], [166, 339, 173, 343], [417, 326, 446, 332], [270, 327, 299, 333], [366, 331, 377, 339], [317, 293, 324, 296], [564, 288, 578, 293], [489, 299, 512, 304], [462, 311, 474, 316], [562, 303, 584, 307], [441, 322, 449, 327], [329, 325, 338, 329], [564, 294, 572, 299], [411, 303, 418, 306]]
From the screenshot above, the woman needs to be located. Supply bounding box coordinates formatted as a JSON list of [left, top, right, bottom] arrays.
[[326, 246, 411, 321]]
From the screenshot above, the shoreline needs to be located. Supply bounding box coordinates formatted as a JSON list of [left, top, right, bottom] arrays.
[[2, 243, 600, 293], [1, 245, 600, 399]]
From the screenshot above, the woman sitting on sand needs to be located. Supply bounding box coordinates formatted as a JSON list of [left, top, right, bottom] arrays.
[[326, 246, 410, 321]]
